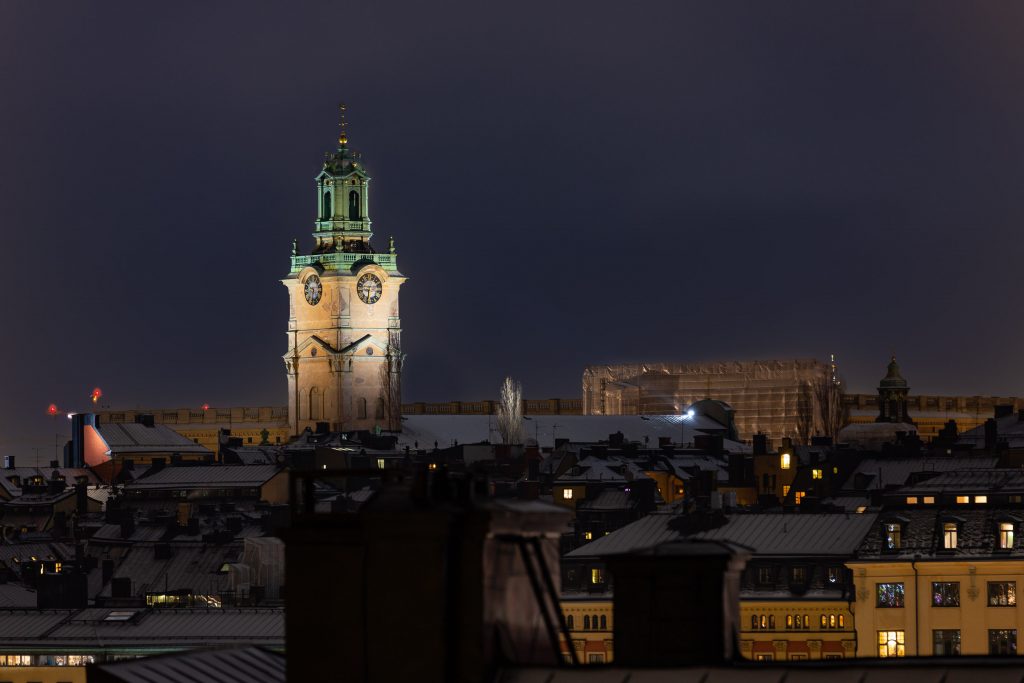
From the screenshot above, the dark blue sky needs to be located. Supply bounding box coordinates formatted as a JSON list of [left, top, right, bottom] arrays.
[[2, 2, 1022, 455]]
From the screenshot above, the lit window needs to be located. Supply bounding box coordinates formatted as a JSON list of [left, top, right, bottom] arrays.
[[376, 458, 385, 470], [989, 582, 1017, 606], [428, 463, 437, 470], [878, 630, 905, 658], [794, 491, 806, 505], [820, 614, 828, 628], [943, 522, 958, 549], [923, 496, 935, 504], [856, 506, 867, 513], [877, 583, 905, 608], [838, 614, 845, 628], [827, 567, 840, 583], [829, 614, 836, 628], [906, 496, 918, 504], [803, 615, 809, 629], [989, 629, 1017, 655], [812, 469, 822, 480], [1000, 522, 1015, 549], [591, 568, 603, 584], [780, 453, 791, 469], [883, 523, 902, 550], [782, 485, 791, 497], [562, 488, 573, 500], [934, 629, 961, 656], [583, 531, 592, 541], [956, 495, 969, 504], [786, 615, 794, 629], [833, 466, 838, 474], [976, 495, 988, 504], [933, 581, 960, 607]]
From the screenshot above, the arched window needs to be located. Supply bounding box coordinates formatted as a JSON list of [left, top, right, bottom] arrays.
[[751, 615, 758, 629], [583, 615, 591, 630], [357, 397, 367, 419], [309, 387, 321, 420], [592, 614, 599, 630], [599, 615, 607, 630], [322, 191, 332, 219], [820, 614, 828, 628], [375, 398, 385, 419], [566, 614, 574, 630], [349, 190, 360, 219]]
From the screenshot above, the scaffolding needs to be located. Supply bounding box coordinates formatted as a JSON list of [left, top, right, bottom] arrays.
[[582, 359, 831, 442]]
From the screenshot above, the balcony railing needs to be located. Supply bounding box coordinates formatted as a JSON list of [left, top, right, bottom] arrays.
[[290, 252, 397, 273]]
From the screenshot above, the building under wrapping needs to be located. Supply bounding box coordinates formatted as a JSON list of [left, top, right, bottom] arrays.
[[582, 359, 831, 442]]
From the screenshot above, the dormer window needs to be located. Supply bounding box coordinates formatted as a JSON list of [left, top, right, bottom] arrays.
[[780, 453, 791, 470], [883, 522, 902, 550], [999, 522, 1016, 549], [943, 522, 958, 550]]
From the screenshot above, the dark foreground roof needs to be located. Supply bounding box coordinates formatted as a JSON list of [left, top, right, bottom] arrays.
[[90, 645, 284, 683], [500, 658, 1024, 682]]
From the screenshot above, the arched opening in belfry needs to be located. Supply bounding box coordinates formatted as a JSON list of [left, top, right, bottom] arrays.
[[309, 387, 322, 421], [349, 190, 360, 220], [322, 191, 332, 219]]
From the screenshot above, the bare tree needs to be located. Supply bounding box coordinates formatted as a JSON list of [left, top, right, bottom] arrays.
[[496, 376, 523, 445], [378, 330, 404, 431], [812, 363, 847, 442], [795, 359, 848, 444]]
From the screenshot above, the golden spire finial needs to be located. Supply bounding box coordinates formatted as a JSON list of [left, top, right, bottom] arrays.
[[338, 102, 348, 146]]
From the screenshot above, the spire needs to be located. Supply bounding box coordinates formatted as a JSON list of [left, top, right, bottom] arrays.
[[337, 102, 349, 147]]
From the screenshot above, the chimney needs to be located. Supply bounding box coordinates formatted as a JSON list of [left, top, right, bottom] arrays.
[[752, 433, 768, 455], [985, 418, 998, 452], [101, 558, 114, 584], [119, 513, 135, 540], [75, 483, 88, 514], [607, 540, 749, 666], [49, 460, 59, 469], [2, 456, 13, 469], [111, 577, 132, 599], [995, 404, 1014, 419], [135, 414, 156, 428]]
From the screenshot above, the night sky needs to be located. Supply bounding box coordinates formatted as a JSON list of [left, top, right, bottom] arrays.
[[2, 2, 1023, 457]]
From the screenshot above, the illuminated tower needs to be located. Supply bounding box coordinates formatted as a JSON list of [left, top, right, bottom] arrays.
[[282, 105, 406, 435]]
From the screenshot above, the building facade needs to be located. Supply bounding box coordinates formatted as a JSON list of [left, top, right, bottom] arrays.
[[282, 108, 406, 435]]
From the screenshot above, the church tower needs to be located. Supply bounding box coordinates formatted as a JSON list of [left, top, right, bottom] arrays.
[[282, 105, 406, 435], [876, 356, 912, 424]]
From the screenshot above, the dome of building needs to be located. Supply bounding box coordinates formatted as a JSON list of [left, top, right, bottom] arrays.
[[879, 356, 908, 390]]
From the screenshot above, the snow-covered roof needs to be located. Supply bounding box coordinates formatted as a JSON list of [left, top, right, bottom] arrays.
[[396, 414, 749, 452]]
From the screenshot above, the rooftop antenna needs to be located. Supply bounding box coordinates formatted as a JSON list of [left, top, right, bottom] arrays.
[[337, 102, 349, 147]]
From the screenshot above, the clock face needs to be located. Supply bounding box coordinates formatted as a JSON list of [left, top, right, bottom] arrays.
[[357, 273, 382, 304], [304, 275, 322, 306]]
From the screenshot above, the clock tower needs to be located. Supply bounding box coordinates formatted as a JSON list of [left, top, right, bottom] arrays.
[[282, 106, 406, 435]]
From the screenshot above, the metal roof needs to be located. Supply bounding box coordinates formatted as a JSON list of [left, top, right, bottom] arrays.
[[100, 543, 240, 599], [127, 465, 283, 489], [0, 608, 283, 648], [840, 456, 1000, 493], [98, 422, 212, 455], [688, 513, 880, 556], [90, 645, 284, 683], [566, 512, 880, 558], [396, 415, 750, 452]]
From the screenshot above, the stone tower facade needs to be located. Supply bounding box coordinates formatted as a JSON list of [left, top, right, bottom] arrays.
[[282, 108, 405, 435]]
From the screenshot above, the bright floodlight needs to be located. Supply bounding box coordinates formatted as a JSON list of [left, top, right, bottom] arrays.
[[685, 409, 695, 419]]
